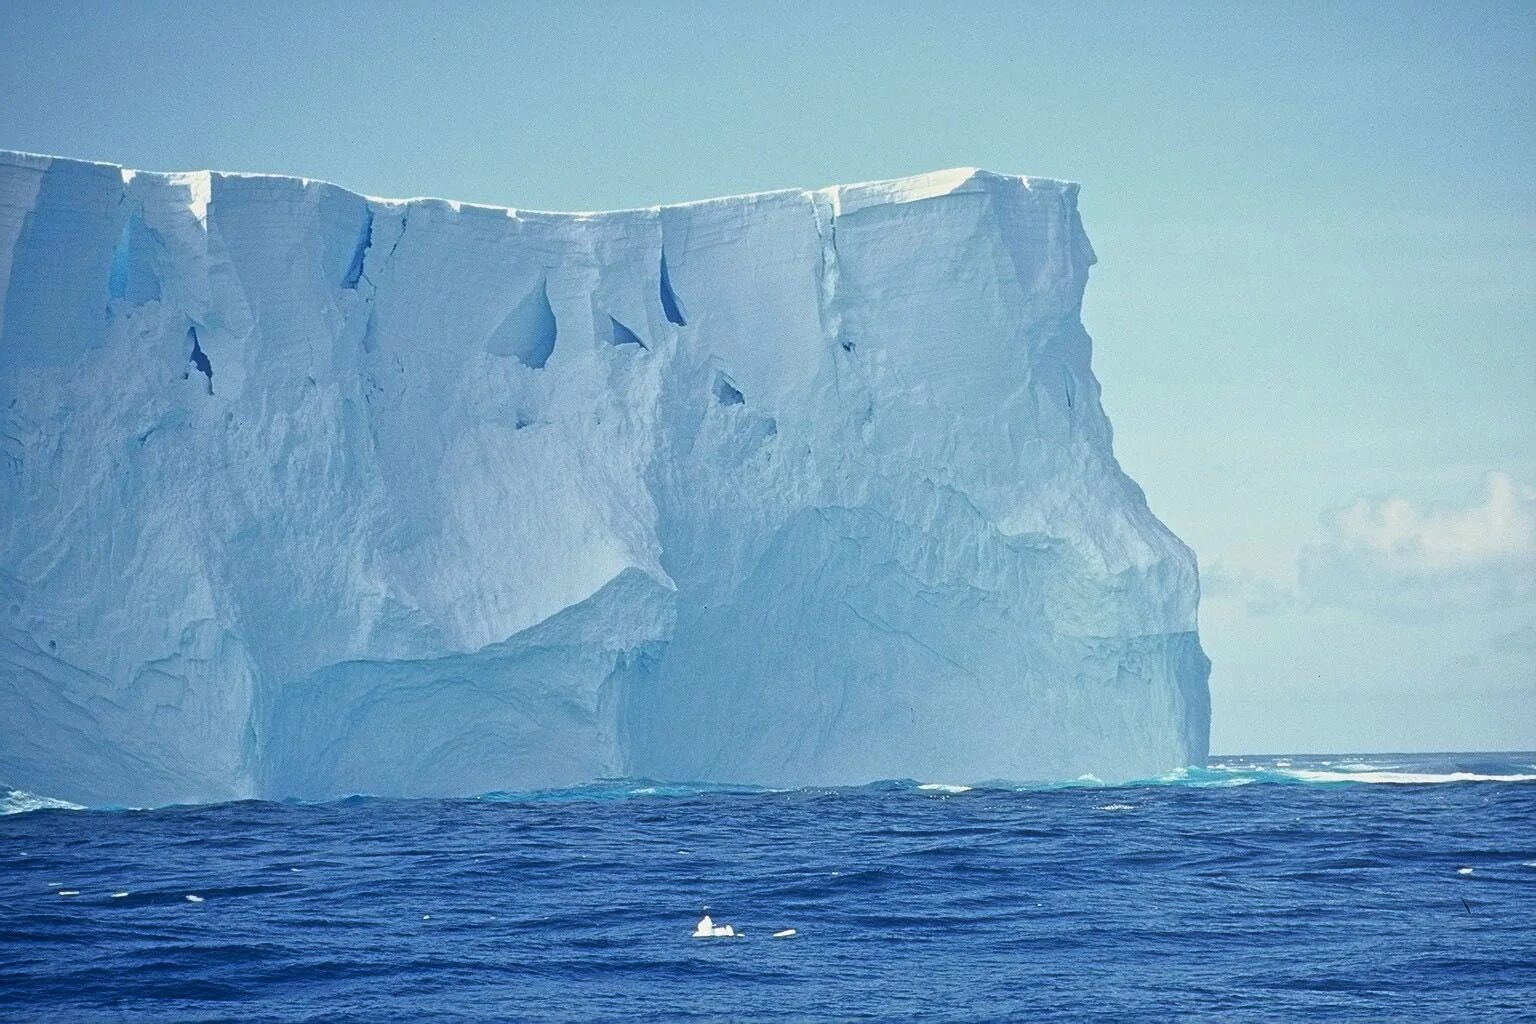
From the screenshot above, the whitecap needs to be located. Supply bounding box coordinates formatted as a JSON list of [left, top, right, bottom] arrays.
[[1096, 803, 1135, 812], [1284, 769, 1536, 785], [57, 890, 79, 897], [1, 787, 84, 815], [184, 894, 204, 903], [917, 783, 971, 794], [111, 891, 129, 898], [1457, 867, 1474, 876]]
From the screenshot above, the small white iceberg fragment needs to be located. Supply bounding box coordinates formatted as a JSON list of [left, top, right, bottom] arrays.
[[772, 928, 797, 939], [185, 894, 205, 903], [57, 890, 80, 897], [692, 913, 740, 938]]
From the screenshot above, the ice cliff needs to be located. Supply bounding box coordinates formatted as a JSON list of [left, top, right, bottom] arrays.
[[0, 151, 1209, 805]]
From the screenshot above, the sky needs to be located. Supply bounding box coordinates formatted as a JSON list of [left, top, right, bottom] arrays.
[[2, 0, 1532, 754]]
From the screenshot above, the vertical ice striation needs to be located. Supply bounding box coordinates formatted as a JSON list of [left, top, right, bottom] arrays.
[[0, 152, 1208, 805]]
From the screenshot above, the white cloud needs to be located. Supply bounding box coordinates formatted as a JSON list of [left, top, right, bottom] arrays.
[[1299, 473, 1536, 615], [1319, 472, 1534, 570]]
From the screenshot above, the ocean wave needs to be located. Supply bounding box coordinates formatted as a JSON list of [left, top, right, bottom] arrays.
[[1279, 769, 1536, 785], [0, 786, 85, 816], [5, 756, 1533, 816]]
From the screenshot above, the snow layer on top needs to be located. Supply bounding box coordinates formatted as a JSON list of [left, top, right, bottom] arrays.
[[0, 149, 1076, 215]]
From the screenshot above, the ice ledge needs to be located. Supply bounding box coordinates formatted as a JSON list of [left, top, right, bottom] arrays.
[[0, 149, 1079, 221]]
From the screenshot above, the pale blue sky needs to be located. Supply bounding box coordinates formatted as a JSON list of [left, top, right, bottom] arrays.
[[3, 1, 1532, 752]]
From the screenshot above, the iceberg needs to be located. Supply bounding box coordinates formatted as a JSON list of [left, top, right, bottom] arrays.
[[0, 151, 1209, 805]]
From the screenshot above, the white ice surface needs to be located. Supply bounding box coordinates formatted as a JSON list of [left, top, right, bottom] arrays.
[[0, 151, 1208, 805]]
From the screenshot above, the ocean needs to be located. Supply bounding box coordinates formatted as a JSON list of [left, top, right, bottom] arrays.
[[3, 753, 1533, 1022]]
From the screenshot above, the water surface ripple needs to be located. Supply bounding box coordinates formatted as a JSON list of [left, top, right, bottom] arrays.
[[3, 753, 1533, 1022]]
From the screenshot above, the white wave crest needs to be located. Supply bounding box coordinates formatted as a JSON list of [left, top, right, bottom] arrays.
[[1, 787, 84, 815], [1283, 769, 1536, 785]]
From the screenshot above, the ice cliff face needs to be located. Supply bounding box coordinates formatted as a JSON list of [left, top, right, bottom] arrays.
[[0, 152, 1209, 805]]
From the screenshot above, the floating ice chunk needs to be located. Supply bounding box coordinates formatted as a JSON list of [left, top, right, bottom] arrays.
[[185, 894, 205, 903], [772, 928, 797, 939], [693, 913, 739, 938]]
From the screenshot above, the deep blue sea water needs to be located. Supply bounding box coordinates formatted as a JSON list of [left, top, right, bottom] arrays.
[[3, 753, 1534, 1022]]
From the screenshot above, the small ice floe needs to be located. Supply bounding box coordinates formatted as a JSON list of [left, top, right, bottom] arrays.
[[185, 894, 205, 903], [57, 890, 80, 897], [111, 892, 129, 899], [1457, 867, 1474, 876], [771, 928, 797, 939], [693, 913, 740, 938]]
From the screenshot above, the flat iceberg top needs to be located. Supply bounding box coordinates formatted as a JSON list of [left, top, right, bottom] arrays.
[[0, 149, 1077, 219]]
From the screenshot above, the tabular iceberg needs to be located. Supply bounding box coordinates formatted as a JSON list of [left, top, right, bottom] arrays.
[[0, 151, 1209, 805]]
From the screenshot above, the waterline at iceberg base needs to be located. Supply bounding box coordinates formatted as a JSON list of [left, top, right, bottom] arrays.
[[0, 153, 1209, 805]]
